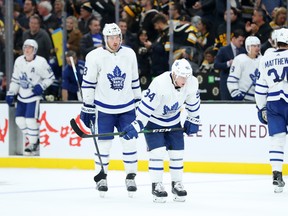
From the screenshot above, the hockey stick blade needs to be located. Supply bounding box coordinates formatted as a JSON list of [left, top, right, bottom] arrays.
[[70, 118, 184, 138]]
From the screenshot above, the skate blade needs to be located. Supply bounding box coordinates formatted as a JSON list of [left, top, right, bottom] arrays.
[[274, 186, 284, 193], [173, 194, 186, 202], [153, 196, 167, 203]]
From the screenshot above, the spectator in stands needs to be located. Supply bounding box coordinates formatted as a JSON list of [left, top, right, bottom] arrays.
[[190, 0, 216, 26], [62, 50, 85, 101], [78, 2, 95, 35], [22, 14, 53, 62], [195, 46, 220, 100], [37, 1, 60, 35], [269, 7, 287, 29], [118, 19, 136, 48], [245, 7, 273, 44], [143, 13, 169, 77], [214, 7, 245, 52], [53, 0, 65, 26], [139, 0, 159, 42], [17, 0, 37, 31], [66, 15, 82, 56], [79, 17, 103, 59], [255, 0, 284, 18], [196, 17, 214, 53], [133, 29, 152, 90], [169, 2, 190, 25], [214, 29, 246, 100], [121, 2, 142, 34], [90, 0, 115, 29]]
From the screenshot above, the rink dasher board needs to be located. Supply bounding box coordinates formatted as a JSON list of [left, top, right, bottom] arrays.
[[0, 102, 286, 174]]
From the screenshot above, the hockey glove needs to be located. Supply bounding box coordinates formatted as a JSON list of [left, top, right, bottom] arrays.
[[122, 120, 144, 140], [5, 91, 15, 107], [80, 103, 96, 128], [257, 107, 268, 125], [33, 84, 44, 96], [231, 89, 244, 101], [184, 116, 200, 135]]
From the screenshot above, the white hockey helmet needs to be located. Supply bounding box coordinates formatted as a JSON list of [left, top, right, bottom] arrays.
[[276, 28, 288, 44], [245, 36, 260, 53], [103, 23, 122, 46], [172, 58, 193, 78], [23, 39, 38, 54]]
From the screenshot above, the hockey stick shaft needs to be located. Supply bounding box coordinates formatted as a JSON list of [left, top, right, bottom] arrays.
[[70, 118, 184, 138], [69, 56, 83, 100], [90, 120, 105, 173]]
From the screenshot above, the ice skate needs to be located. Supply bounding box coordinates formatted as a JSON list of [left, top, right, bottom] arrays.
[[172, 181, 187, 202], [152, 182, 168, 203], [96, 179, 108, 198], [125, 173, 137, 198], [24, 142, 39, 156], [273, 171, 285, 193]]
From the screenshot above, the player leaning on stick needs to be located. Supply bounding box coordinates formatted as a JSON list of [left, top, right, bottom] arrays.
[[227, 36, 262, 101], [122, 58, 201, 203], [255, 27, 288, 193], [80, 23, 142, 197], [6, 39, 55, 156]]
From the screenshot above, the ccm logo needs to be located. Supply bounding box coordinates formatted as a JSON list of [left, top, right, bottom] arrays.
[[152, 129, 172, 132]]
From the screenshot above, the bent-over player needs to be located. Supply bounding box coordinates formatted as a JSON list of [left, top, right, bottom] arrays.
[[122, 58, 201, 202]]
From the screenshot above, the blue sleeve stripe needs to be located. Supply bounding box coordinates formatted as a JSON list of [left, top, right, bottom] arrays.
[[229, 75, 239, 80], [256, 83, 268, 88], [255, 91, 266, 95], [132, 85, 140, 89], [186, 104, 200, 113], [82, 79, 97, 85], [132, 78, 139, 83], [82, 86, 95, 89], [142, 100, 155, 111], [138, 107, 150, 118]]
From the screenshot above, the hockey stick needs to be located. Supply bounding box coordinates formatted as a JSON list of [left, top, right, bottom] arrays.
[[69, 56, 83, 101], [89, 120, 106, 179], [70, 118, 184, 138]]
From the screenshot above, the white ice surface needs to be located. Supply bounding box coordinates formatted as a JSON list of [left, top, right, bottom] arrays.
[[0, 168, 288, 216]]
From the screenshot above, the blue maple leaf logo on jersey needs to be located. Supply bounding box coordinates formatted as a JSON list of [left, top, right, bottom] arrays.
[[107, 66, 126, 91], [19, 72, 30, 89], [163, 102, 180, 115], [250, 69, 260, 85]]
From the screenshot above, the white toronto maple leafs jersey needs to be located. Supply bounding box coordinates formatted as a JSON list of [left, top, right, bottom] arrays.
[[255, 49, 288, 109], [82, 46, 141, 114], [227, 53, 261, 101], [136, 72, 200, 127], [8, 55, 55, 103]]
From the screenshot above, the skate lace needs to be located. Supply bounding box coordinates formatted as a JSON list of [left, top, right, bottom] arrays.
[[174, 182, 184, 191], [155, 182, 165, 192]]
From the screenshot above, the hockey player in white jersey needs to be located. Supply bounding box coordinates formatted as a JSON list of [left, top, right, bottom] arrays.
[[122, 58, 200, 202], [255, 27, 288, 193], [227, 36, 261, 101], [80, 23, 141, 197], [5, 39, 55, 156]]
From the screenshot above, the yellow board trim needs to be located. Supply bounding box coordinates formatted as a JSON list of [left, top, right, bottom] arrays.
[[1, 158, 287, 175]]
